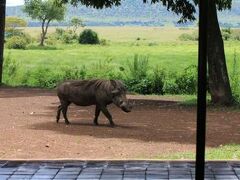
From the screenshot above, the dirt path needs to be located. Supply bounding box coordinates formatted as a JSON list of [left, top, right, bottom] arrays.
[[0, 87, 239, 160]]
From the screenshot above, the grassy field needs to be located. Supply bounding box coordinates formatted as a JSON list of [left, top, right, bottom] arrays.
[[3, 27, 240, 93], [7, 26, 240, 70]]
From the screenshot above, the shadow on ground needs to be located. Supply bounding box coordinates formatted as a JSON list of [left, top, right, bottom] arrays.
[[30, 101, 240, 147]]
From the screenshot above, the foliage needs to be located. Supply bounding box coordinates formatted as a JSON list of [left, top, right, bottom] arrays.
[[3, 54, 19, 84], [175, 65, 198, 94], [230, 50, 240, 102], [52, 28, 78, 44], [70, 17, 85, 33], [5, 29, 32, 44], [24, 0, 66, 46], [222, 28, 232, 41], [6, 36, 28, 49], [24, 0, 66, 22], [58, 0, 196, 23], [179, 31, 198, 41], [78, 29, 100, 44], [126, 54, 149, 80], [5, 16, 27, 31], [100, 39, 110, 46]]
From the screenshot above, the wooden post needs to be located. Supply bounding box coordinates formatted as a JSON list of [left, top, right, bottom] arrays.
[[0, 0, 6, 85], [196, 0, 208, 179]]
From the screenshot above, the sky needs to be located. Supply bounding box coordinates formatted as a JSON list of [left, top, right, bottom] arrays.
[[6, 0, 24, 6]]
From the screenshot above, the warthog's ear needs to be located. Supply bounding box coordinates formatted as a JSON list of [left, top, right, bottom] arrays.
[[111, 89, 120, 96]]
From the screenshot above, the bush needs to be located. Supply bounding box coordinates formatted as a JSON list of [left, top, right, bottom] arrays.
[[126, 54, 149, 80], [6, 36, 28, 49], [6, 29, 32, 44], [78, 29, 100, 44], [52, 28, 78, 44], [100, 39, 109, 46], [179, 31, 198, 41], [175, 65, 198, 94], [3, 54, 19, 84], [150, 66, 165, 95], [222, 28, 232, 41], [62, 30, 78, 44], [230, 50, 240, 102]]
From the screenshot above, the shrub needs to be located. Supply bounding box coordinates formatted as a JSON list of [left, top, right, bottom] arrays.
[[100, 39, 109, 46], [55, 28, 65, 38], [125, 78, 153, 95], [179, 31, 198, 41], [3, 54, 19, 84], [148, 42, 158, 46], [222, 28, 232, 41], [230, 50, 240, 102], [62, 30, 78, 44], [6, 36, 28, 49], [126, 54, 149, 80], [175, 65, 198, 94], [150, 66, 165, 95], [78, 29, 100, 44], [6, 29, 32, 44]]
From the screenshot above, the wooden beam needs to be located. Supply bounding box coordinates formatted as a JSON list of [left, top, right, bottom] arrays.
[[196, 0, 208, 179], [0, 0, 6, 85]]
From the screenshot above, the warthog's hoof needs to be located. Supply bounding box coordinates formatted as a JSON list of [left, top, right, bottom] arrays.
[[109, 123, 115, 128], [93, 119, 99, 126], [65, 121, 70, 125]]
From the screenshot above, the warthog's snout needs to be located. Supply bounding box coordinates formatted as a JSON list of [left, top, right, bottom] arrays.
[[120, 101, 133, 112]]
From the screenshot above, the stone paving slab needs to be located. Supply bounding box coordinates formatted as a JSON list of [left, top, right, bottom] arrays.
[[0, 161, 239, 180]]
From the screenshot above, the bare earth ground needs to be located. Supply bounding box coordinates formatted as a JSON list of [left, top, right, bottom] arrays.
[[0, 87, 240, 160]]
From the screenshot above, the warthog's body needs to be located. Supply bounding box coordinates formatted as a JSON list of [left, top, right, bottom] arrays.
[[56, 79, 132, 126]]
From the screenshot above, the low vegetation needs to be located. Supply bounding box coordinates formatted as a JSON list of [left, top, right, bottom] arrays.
[[155, 144, 240, 160], [3, 27, 240, 101]]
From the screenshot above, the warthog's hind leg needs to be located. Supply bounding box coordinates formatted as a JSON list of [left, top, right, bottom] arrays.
[[100, 106, 115, 127], [61, 101, 71, 125]]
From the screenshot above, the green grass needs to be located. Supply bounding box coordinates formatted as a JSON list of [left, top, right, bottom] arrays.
[[4, 27, 240, 94], [7, 27, 240, 71], [154, 144, 240, 160], [7, 27, 240, 73]]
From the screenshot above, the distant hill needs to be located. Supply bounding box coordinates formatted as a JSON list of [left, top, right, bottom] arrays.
[[6, 0, 240, 27]]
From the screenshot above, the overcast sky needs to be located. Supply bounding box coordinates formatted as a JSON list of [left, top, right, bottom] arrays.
[[6, 0, 24, 6]]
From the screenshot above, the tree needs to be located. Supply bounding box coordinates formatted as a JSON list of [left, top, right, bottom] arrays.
[[24, 0, 66, 46], [58, 0, 233, 105], [70, 17, 85, 34], [5, 17, 27, 38], [0, 0, 6, 85], [5, 17, 27, 31]]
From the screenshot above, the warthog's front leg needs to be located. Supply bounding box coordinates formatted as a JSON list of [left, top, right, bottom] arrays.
[[93, 105, 100, 126], [60, 101, 71, 125], [100, 105, 115, 127], [56, 105, 62, 123]]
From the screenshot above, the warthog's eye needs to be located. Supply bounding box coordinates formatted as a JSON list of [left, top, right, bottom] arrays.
[[119, 100, 123, 104]]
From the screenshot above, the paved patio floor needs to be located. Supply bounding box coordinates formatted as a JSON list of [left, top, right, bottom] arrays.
[[0, 161, 239, 180]]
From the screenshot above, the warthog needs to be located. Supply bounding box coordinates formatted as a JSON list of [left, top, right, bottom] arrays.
[[56, 79, 132, 127]]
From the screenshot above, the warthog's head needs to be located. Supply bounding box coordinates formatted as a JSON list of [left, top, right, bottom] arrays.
[[110, 81, 132, 112]]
